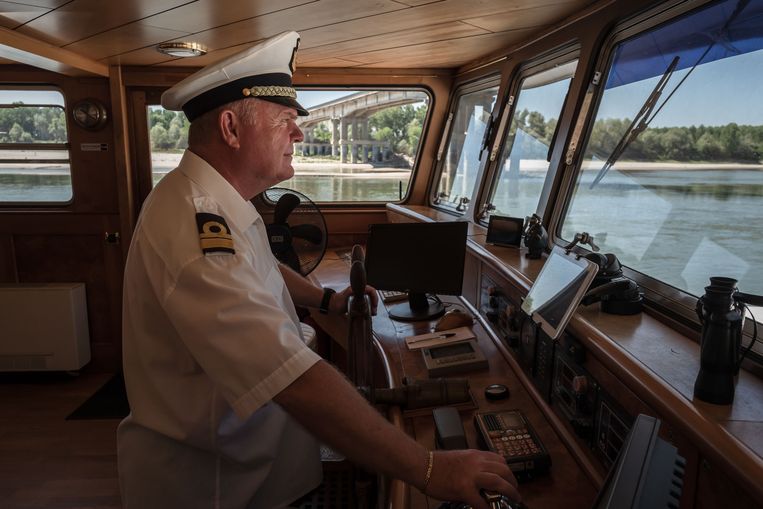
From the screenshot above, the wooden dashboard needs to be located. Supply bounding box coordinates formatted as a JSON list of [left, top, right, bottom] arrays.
[[311, 203, 763, 509]]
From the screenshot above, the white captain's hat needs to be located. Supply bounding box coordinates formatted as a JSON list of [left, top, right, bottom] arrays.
[[161, 31, 308, 121]]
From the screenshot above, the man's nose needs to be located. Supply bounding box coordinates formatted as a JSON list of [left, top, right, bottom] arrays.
[[293, 124, 304, 143]]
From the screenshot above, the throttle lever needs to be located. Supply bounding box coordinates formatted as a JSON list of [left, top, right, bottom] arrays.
[[481, 489, 504, 509], [480, 490, 528, 509]]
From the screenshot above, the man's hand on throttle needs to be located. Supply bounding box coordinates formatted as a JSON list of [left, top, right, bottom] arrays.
[[423, 450, 520, 509], [330, 284, 378, 315]]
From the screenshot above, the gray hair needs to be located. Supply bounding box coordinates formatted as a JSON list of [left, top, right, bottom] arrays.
[[188, 99, 259, 147]]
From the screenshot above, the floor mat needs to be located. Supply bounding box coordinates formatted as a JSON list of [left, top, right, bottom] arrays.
[[66, 372, 129, 420]]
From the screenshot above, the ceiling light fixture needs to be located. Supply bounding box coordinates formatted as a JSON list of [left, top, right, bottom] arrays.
[[156, 42, 207, 58]]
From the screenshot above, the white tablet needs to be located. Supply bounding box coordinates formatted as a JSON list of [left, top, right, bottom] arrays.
[[521, 245, 598, 340]]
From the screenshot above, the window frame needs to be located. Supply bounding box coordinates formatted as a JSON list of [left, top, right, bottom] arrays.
[[550, 0, 763, 364], [290, 85, 434, 206], [477, 48, 580, 227], [428, 74, 501, 216], [0, 86, 73, 206]]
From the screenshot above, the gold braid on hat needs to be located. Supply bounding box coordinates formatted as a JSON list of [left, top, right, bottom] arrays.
[[242, 86, 297, 98]]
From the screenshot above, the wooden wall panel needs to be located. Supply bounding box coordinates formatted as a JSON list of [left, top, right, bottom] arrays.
[[0, 233, 16, 282], [13, 234, 122, 372], [696, 457, 763, 509]]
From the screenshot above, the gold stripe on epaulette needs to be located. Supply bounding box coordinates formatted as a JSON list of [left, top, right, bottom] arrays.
[[198, 218, 234, 254], [200, 237, 234, 251], [242, 86, 297, 98]]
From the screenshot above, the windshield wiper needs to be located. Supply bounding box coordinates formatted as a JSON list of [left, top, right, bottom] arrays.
[[589, 55, 679, 189]]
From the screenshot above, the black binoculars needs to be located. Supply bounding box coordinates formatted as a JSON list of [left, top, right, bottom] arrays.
[[693, 277, 762, 405]]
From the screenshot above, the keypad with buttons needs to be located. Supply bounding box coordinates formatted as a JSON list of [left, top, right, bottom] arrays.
[[475, 410, 551, 478]]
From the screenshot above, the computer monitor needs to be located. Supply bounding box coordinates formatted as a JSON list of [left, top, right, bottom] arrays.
[[365, 221, 468, 322], [521, 245, 598, 340], [592, 414, 685, 509]]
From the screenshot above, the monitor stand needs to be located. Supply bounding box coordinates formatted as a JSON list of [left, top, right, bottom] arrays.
[[388, 292, 445, 322]]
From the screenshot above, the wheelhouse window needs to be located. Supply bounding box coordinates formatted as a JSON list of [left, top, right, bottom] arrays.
[[0, 88, 71, 203], [147, 106, 189, 186], [487, 60, 577, 219], [290, 88, 430, 202], [433, 82, 499, 213], [560, 0, 763, 350]]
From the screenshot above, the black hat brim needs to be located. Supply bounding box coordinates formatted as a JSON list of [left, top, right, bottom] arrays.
[[258, 95, 309, 116]]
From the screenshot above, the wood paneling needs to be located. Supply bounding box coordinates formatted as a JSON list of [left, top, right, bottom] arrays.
[[2, 0, 596, 69], [696, 457, 762, 509], [4, 0, 69, 8], [64, 24, 190, 61], [14, 234, 123, 371], [134, 0, 314, 35], [465, 2, 585, 31], [0, 234, 16, 282], [338, 30, 538, 68], [298, 21, 489, 62], [17, 0, 190, 46], [0, 26, 108, 76], [0, 372, 120, 508], [0, 1, 49, 29]]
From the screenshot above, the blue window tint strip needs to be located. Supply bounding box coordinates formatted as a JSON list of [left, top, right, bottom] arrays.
[[606, 0, 763, 88]]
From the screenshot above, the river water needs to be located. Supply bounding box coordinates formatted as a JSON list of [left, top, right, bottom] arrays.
[[2, 165, 761, 301]]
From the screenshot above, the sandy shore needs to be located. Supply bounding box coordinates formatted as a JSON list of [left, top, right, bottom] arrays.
[[3, 152, 762, 175]]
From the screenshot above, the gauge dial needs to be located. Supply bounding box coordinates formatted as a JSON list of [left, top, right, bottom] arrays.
[[72, 99, 108, 130]]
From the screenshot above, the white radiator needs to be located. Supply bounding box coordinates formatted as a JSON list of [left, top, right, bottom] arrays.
[[0, 283, 91, 372]]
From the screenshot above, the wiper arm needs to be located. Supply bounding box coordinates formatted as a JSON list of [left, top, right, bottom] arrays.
[[589, 56, 679, 189]]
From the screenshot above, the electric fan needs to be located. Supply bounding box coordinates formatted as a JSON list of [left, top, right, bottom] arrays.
[[255, 187, 328, 276]]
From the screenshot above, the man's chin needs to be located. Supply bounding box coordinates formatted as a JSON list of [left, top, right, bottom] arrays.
[[275, 168, 295, 184]]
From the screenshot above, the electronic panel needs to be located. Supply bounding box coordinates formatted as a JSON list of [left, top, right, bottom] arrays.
[[479, 273, 520, 347], [552, 345, 599, 442], [594, 394, 633, 469], [517, 317, 537, 377], [533, 329, 555, 401], [477, 261, 637, 478]]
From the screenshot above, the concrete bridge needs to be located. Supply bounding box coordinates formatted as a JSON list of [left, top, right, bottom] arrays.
[[295, 90, 426, 164]]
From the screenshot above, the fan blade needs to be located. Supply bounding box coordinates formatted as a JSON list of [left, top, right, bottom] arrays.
[[273, 192, 300, 224], [279, 245, 302, 274], [290, 223, 324, 244]]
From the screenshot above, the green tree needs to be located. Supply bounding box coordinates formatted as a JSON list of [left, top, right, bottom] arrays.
[[150, 124, 170, 150], [8, 123, 27, 142], [369, 105, 418, 155], [696, 132, 723, 160], [312, 122, 331, 143], [719, 123, 740, 157], [526, 111, 546, 140]]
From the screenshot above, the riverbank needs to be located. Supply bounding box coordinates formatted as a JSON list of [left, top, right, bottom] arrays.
[[3, 154, 763, 176]]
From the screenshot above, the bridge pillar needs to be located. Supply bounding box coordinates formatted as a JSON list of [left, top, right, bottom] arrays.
[[373, 145, 381, 162], [330, 118, 340, 157], [339, 120, 349, 163]]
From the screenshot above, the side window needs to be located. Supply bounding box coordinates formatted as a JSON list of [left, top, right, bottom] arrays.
[[434, 84, 499, 212], [560, 0, 763, 347], [291, 88, 430, 202], [0, 88, 71, 203], [147, 106, 189, 187], [146, 89, 430, 202], [487, 60, 577, 218]]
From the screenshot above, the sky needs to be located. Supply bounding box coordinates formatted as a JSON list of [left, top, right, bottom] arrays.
[[4, 46, 763, 130]]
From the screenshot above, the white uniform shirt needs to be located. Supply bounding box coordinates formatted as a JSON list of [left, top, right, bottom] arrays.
[[118, 150, 322, 509]]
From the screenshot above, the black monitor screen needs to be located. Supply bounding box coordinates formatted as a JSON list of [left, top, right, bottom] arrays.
[[592, 414, 685, 509], [365, 221, 468, 321]]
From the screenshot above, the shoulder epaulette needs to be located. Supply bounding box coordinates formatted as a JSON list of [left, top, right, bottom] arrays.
[[195, 212, 235, 254]]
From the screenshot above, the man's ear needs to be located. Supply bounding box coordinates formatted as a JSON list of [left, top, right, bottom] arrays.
[[219, 109, 241, 149]]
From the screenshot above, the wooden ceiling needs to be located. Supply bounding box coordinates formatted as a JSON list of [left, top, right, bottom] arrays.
[[0, 0, 598, 74]]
